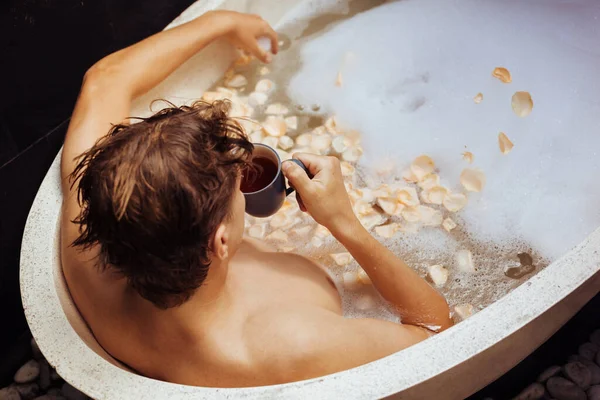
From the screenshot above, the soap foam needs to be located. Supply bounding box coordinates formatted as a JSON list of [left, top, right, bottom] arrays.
[[284, 0, 600, 261]]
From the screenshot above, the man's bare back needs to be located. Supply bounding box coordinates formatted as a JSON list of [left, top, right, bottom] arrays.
[[60, 10, 452, 387]]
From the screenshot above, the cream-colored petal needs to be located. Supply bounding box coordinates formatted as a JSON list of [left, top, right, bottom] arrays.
[[511, 91, 533, 117], [278, 135, 294, 151], [354, 201, 375, 216], [442, 217, 457, 232], [443, 192, 468, 212], [279, 246, 296, 253], [262, 116, 287, 137], [410, 155, 435, 180], [348, 190, 361, 203], [294, 226, 312, 236], [280, 216, 302, 230], [292, 146, 312, 154], [397, 187, 420, 207], [238, 118, 259, 135], [311, 134, 333, 154], [248, 224, 267, 239], [325, 116, 340, 135], [255, 79, 275, 93], [202, 91, 230, 102], [473, 93, 483, 103], [418, 173, 440, 190], [428, 265, 449, 287], [357, 269, 371, 285], [248, 91, 269, 107], [344, 129, 361, 144], [359, 213, 386, 230], [462, 151, 474, 164], [342, 271, 361, 291], [276, 149, 290, 161], [295, 133, 313, 147], [342, 146, 363, 162], [229, 101, 254, 118], [498, 132, 514, 155], [284, 116, 298, 131], [311, 236, 324, 248], [216, 86, 236, 95], [356, 188, 375, 204], [331, 136, 349, 154], [419, 205, 443, 226], [234, 54, 253, 67], [249, 130, 264, 143], [492, 67, 511, 83], [265, 103, 289, 115], [375, 223, 399, 238], [401, 206, 421, 222], [330, 252, 353, 266], [399, 222, 420, 234], [269, 214, 289, 229], [340, 161, 355, 177], [402, 169, 419, 183], [314, 224, 331, 238], [335, 71, 343, 87], [266, 229, 288, 242], [421, 186, 447, 205], [454, 304, 475, 320], [372, 184, 391, 199], [225, 74, 248, 88], [455, 249, 475, 273], [261, 136, 279, 149], [460, 168, 486, 192], [258, 66, 270, 76], [312, 126, 327, 136], [376, 198, 398, 215]]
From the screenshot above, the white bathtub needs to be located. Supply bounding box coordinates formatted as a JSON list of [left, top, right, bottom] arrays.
[[20, 1, 600, 398]]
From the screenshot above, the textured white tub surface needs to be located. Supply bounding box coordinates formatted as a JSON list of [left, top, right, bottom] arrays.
[[21, 0, 600, 399]]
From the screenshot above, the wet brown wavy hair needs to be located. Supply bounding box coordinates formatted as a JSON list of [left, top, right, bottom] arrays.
[[70, 100, 253, 309]]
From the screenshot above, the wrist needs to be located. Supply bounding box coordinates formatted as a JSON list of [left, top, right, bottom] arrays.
[[201, 10, 236, 37], [328, 214, 363, 242]]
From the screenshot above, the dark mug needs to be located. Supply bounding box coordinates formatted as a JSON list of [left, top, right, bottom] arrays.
[[242, 143, 310, 218]]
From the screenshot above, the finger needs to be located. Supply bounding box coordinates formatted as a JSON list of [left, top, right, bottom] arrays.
[[292, 153, 331, 177], [247, 40, 270, 63], [297, 195, 307, 212], [282, 160, 312, 191], [263, 24, 279, 54]]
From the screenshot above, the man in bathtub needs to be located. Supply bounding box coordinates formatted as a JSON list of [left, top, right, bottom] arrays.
[[60, 10, 451, 387]]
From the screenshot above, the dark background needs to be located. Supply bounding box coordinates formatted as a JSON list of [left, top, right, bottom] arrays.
[[0, 0, 598, 397], [0, 0, 195, 384]]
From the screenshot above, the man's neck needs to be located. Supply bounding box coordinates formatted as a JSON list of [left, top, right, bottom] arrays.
[[138, 259, 232, 342]]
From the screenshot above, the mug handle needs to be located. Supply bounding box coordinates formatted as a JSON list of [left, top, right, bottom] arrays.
[[284, 159, 311, 196]]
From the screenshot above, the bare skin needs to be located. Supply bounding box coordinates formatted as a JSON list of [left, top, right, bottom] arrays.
[[60, 11, 452, 388]]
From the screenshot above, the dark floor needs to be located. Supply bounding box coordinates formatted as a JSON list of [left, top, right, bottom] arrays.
[[1, 0, 598, 398]]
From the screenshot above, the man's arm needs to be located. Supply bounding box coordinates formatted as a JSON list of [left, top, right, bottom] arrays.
[[282, 155, 453, 331], [248, 307, 432, 385], [61, 11, 278, 193]]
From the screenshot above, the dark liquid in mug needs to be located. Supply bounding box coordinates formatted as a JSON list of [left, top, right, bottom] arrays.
[[241, 156, 279, 193]]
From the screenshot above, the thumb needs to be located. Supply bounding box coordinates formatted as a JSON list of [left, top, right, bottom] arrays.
[[282, 160, 312, 191]]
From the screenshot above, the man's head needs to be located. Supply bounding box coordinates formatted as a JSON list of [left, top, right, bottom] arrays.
[[70, 100, 252, 309]]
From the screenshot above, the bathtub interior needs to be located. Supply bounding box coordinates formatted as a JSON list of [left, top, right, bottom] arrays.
[[135, 0, 600, 318], [20, 0, 600, 399]]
